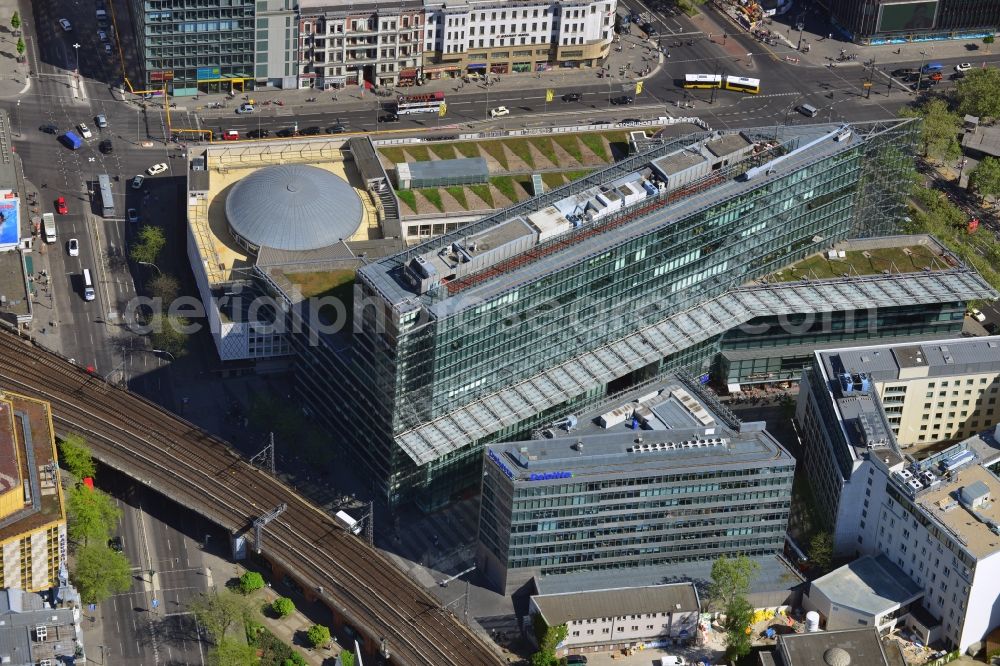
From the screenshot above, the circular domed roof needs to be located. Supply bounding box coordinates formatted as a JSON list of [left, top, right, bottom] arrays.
[[823, 647, 851, 666], [225, 165, 362, 252]]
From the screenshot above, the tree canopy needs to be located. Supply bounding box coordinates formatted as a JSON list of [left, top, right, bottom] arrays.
[[306, 624, 331, 648], [66, 485, 121, 546], [721, 596, 755, 661], [970, 156, 1000, 201], [901, 99, 961, 162], [708, 555, 759, 610], [10, 12, 19, 31], [130, 225, 166, 265], [148, 273, 181, 303], [529, 615, 568, 666], [808, 532, 833, 571], [59, 433, 96, 480], [272, 597, 295, 618], [957, 67, 1000, 119], [148, 313, 189, 357], [207, 639, 259, 666], [191, 589, 256, 642], [237, 571, 265, 595], [72, 544, 131, 603]]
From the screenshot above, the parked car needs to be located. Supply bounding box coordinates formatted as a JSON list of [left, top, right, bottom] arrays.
[[59, 18, 73, 31], [108, 536, 124, 552], [99, 139, 113, 153], [131, 174, 145, 189], [955, 62, 973, 72], [328, 124, 347, 134], [968, 308, 987, 322], [490, 106, 510, 118], [658, 658, 687, 666], [300, 126, 322, 135], [67, 238, 79, 257], [611, 95, 634, 105], [55, 196, 68, 215], [97, 30, 109, 42], [236, 103, 254, 114], [77, 123, 92, 139], [222, 129, 240, 140], [951, 71, 967, 80], [562, 92, 582, 102], [565, 657, 588, 665], [146, 162, 168, 176], [104, 43, 113, 56], [247, 128, 270, 138], [95, 114, 108, 129], [985, 322, 999, 335], [275, 127, 296, 138], [378, 112, 399, 123], [127, 208, 139, 224]]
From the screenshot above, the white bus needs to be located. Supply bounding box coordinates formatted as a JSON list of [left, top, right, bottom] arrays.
[[394, 91, 445, 115], [82, 269, 95, 301], [724, 76, 761, 94], [682, 74, 723, 89]]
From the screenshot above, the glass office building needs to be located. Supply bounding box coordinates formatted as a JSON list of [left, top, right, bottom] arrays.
[[292, 119, 994, 510], [475, 380, 796, 594], [822, 0, 999, 44]]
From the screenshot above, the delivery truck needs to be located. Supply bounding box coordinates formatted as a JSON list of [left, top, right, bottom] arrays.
[[334, 510, 362, 534], [42, 213, 56, 243], [61, 131, 83, 150]]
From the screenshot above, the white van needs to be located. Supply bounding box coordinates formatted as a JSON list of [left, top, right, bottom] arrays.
[[82, 269, 95, 301], [798, 103, 819, 118]]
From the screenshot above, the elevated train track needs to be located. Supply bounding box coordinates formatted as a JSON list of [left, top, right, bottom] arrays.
[[0, 329, 502, 666]]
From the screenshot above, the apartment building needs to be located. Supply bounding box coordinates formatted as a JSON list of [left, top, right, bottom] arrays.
[[0, 392, 66, 593], [422, 0, 615, 78], [476, 379, 795, 594], [298, 0, 424, 89]]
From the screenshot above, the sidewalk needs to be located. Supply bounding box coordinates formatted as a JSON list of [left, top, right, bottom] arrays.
[[0, 0, 31, 98]]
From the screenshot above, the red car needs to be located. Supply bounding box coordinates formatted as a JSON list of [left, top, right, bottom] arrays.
[[55, 196, 68, 215]]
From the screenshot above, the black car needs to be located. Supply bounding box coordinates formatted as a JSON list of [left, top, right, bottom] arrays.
[[986, 322, 999, 335], [642, 22, 657, 35], [99, 139, 113, 154], [39, 123, 58, 134], [247, 128, 270, 138], [611, 95, 634, 105], [300, 126, 322, 135], [328, 124, 347, 134], [562, 92, 582, 102], [620, 118, 642, 125], [275, 127, 296, 138], [891, 68, 917, 78], [109, 536, 124, 552], [378, 113, 399, 123], [951, 71, 966, 80]]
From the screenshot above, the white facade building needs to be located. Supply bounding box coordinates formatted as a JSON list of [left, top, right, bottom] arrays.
[[422, 0, 615, 79]]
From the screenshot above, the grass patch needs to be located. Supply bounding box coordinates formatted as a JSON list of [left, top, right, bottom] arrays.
[[491, 176, 518, 202], [470, 184, 495, 208], [403, 144, 432, 162], [419, 188, 445, 212], [396, 189, 417, 211], [542, 172, 567, 189], [579, 133, 609, 161], [504, 138, 536, 169], [379, 147, 406, 164], [428, 143, 458, 160], [604, 131, 632, 158], [285, 269, 355, 299], [446, 186, 469, 210], [553, 135, 584, 163], [530, 138, 560, 166], [455, 142, 482, 159], [564, 169, 595, 183], [772, 245, 946, 282], [480, 141, 510, 170]]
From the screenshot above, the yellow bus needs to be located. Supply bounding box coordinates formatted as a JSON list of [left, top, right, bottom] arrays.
[[724, 76, 761, 94], [683, 74, 723, 89]]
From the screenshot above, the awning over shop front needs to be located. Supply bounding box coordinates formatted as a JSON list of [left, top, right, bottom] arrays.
[[425, 66, 459, 72], [467, 63, 487, 70], [399, 68, 418, 77]]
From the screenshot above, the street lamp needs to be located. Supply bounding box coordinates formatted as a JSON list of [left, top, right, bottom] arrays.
[[916, 50, 929, 92], [136, 260, 161, 275], [72, 43, 80, 75], [151, 348, 176, 361], [796, 15, 806, 51]]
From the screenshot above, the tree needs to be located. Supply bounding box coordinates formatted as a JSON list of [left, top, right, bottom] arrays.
[[984, 34, 994, 54], [808, 532, 834, 571], [901, 99, 961, 163], [10, 11, 19, 32], [721, 596, 755, 661], [148, 273, 181, 302], [148, 313, 189, 358], [72, 544, 131, 603], [708, 555, 760, 610], [15, 37, 24, 59], [191, 589, 257, 642], [336, 652, 355, 666], [529, 615, 568, 666], [66, 485, 121, 546], [970, 156, 1000, 202], [207, 639, 259, 666], [306, 624, 331, 648], [237, 571, 265, 595], [130, 225, 166, 265], [272, 597, 295, 618], [957, 68, 1000, 119], [59, 433, 96, 480]]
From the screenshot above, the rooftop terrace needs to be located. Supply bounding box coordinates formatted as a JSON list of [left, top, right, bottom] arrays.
[[770, 238, 951, 282], [363, 121, 895, 314]]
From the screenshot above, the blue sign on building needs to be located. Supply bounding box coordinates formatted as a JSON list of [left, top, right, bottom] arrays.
[[529, 471, 573, 481], [487, 449, 515, 479], [197, 66, 221, 80]]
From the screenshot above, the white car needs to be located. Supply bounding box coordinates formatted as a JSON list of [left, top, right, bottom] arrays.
[[147, 163, 168, 176], [67, 238, 79, 257], [955, 62, 973, 72], [97, 30, 109, 42], [969, 308, 987, 322], [127, 208, 139, 223], [131, 174, 145, 189], [489, 106, 510, 118], [59, 18, 73, 31], [77, 123, 92, 139], [657, 658, 687, 666]]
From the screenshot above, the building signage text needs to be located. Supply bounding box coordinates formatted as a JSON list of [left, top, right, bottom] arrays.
[[488, 449, 515, 479], [530, 471, 573, 481]]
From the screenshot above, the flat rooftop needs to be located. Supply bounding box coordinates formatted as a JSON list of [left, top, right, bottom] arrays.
[[0, 392, 64, 544], [810, 554, 921, 616], [187, 139, 379, 287], [776, 628, 905, 666], [533, 583, 699, 626], [819, 335, 1000, 384], [770, 236, 952, 282], [488, 380, 793, 483], [914, 462, 1000, 560], [363, 121, 893, 315]]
